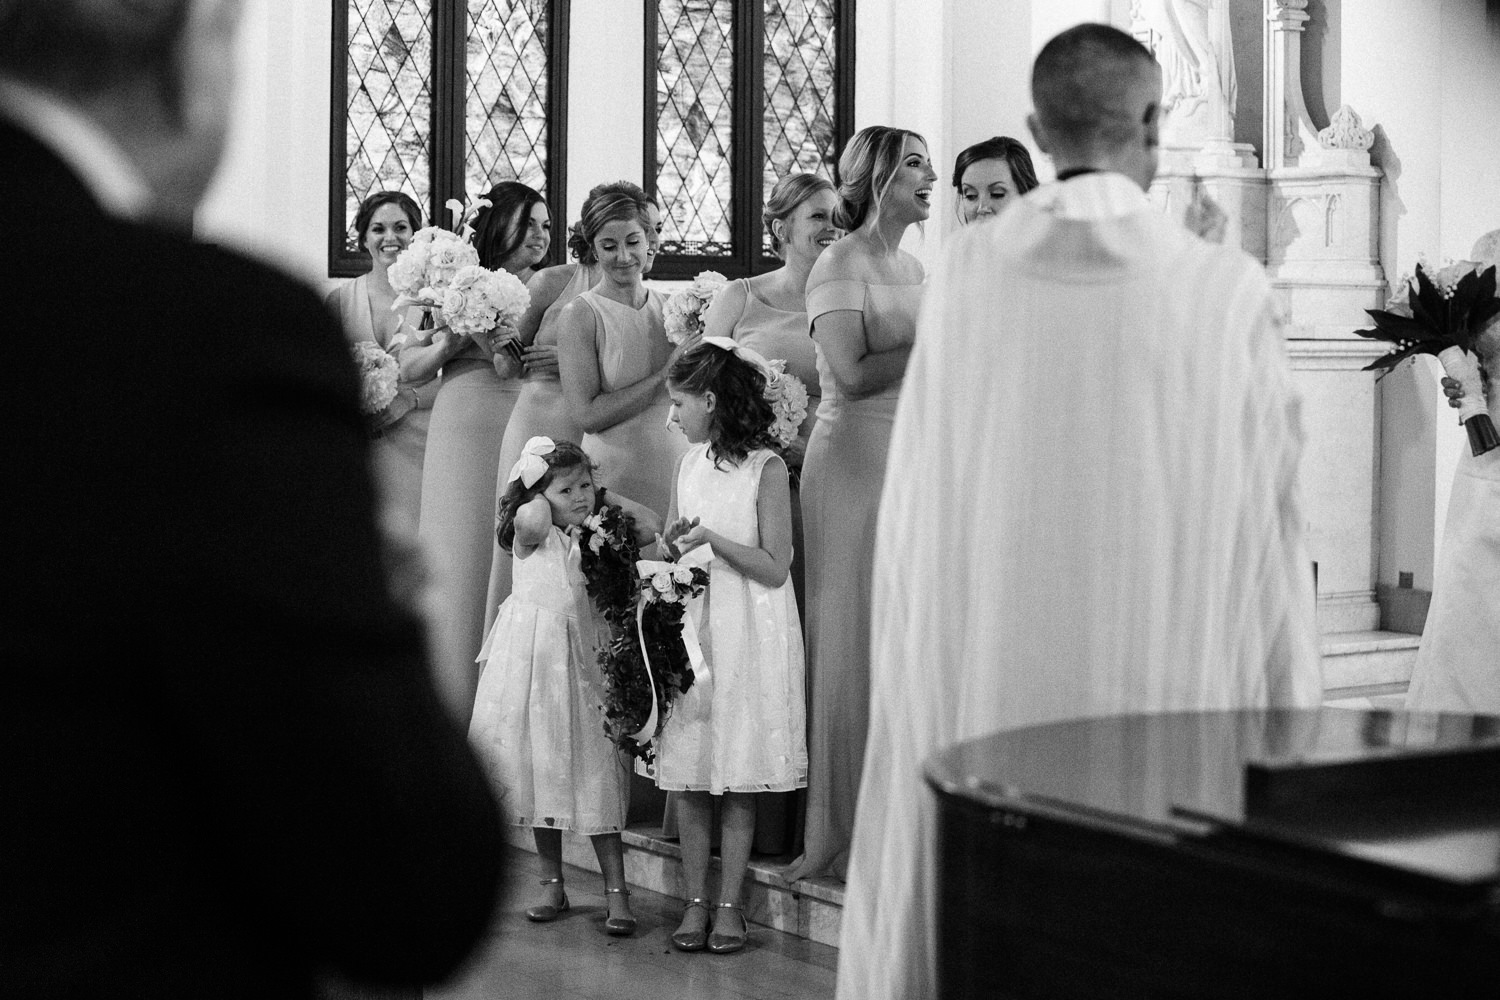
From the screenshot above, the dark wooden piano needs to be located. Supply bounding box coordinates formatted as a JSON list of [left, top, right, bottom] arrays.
[[924, 709, 1500, 999]]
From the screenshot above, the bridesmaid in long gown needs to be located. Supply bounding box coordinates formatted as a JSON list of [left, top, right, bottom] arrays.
[[790, 127, 935, 881], [557, 189, 691, 527], [325, 191, 442, 540], [483, 182, 660, 635], [418, 180, 551, 719], [699, 172, 838, 856]]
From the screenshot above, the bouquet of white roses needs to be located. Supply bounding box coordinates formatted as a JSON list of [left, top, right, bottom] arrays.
[[1357, 256, 1500, 456], [762, 359, 810, 450], [440, 264, 532, 338], [351, 340, 400, 416], [386, 194, 491, 320], [663, 270, 728, 345]]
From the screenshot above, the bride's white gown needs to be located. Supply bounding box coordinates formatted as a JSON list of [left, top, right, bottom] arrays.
[[1406, 361, 1500, 714]]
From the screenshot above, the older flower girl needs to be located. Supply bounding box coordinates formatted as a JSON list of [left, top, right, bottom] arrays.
[[655, 341, 808, 954]]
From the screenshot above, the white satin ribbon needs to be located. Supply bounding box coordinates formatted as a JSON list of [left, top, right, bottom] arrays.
[[701, 335, 772, 375], [507, 435, 555, 487], [1438, 346, 1489, 426], [628, 555, 712, 743]]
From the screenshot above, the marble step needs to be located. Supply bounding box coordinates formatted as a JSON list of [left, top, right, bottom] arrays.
[[1319, 629, 1421, 693], [503, 822, 846, 947]]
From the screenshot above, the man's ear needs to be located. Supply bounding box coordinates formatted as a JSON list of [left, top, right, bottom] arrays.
[[1026, 112, 1050, 156], [1142, 101, 1162, 149]]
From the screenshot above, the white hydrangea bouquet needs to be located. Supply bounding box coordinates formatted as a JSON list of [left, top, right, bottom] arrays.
[[386, 195, 489, 337], [440, 264, 531, 340], [663, 270, 728, 345], [1357, 256, 1500, 456], [351, 340, 400, 416]]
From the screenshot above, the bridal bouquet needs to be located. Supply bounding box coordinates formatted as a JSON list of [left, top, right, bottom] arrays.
[[664, 270, 728, 345], [578, 495, 708, 762], [350, 340, 400, 416], [1357, 258, 1500, 455]]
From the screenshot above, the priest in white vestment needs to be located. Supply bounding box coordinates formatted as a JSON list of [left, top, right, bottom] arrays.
[[835, 24, 1321, 1000]]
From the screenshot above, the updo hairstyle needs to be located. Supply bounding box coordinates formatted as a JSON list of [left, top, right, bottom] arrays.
[[833, 125, 928, 233], [569, 189, 653, 266], [763, 173, 836, 259], [566, 180, 652, 262]]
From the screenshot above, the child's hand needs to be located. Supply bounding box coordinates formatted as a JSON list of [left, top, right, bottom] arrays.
[[674, 521, 712, 555], [662, 516, 700, 554]]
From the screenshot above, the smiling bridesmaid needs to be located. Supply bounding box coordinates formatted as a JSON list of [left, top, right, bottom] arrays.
[[418, 180, 551, 719], [325, 191, 442, 540], [790, 127, 933, 882]]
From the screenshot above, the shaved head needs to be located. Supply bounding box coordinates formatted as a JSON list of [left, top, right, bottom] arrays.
[[0, 0, 191, 96], [1030, 23, 1162, 176]]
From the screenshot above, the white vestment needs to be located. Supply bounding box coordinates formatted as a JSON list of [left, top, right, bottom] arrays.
[[835, 172, 1322, 1000]]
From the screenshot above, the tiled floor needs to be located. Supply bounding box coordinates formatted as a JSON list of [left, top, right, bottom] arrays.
[[428, 847, 839, 1000]]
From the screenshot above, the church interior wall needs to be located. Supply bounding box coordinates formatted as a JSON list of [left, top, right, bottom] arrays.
[[194, 0, 1500, 634]]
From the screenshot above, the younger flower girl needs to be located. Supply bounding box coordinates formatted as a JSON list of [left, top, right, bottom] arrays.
[[469, 436, 661, 935], [656, 340, 808, 954]]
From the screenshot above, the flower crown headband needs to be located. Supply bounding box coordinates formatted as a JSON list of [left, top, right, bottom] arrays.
[[508, 436, 556, 488], [700, 335, 771, 376]]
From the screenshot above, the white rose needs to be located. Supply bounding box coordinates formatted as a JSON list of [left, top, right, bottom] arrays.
[[652, 572, 674, 593], [672, 566, 693, 584]]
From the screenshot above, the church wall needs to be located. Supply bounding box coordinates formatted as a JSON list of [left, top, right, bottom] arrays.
[[199, 0, 332, 292]]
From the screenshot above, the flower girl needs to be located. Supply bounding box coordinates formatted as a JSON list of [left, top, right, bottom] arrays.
[[469, 436, 661, 935], [656, 340, 808, 954]]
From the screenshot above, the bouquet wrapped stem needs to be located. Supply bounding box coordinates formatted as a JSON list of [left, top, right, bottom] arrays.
[[1437, 346, 1500, 456], [1358, 260, 1500, 457]]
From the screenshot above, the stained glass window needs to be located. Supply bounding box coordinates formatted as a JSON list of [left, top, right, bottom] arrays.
[[654, 0, 736, 257], [648, 1, 852, 279], [341, 0, 433, 254], [465, 0, 551, 197], [331, 2, 567, 277], [762, 0, 839, 254]]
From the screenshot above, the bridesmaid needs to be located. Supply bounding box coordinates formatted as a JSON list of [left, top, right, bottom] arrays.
[[951, 135, 1038, 226], [700, 172, 839, 858], [790, 127, 934, 881], [557, 189, 693, 527], [418, 180, 549, 719], [324, 191, 442, 539], [483, 182, 659, 632]]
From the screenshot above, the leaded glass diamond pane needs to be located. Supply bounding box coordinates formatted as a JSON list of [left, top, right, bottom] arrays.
[[466, 0, 549, 197], [656, 0, 735, 256], [763, 0, 837, 254], [345, 0, 432, 251]]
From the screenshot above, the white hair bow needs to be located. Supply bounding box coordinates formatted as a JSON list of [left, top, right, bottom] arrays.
[[700, 335, 771, 374], [507, 436, 556, 488]]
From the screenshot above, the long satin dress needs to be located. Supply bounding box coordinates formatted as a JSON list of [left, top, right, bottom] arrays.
[[792, 279, 922, 881], [417, 339, 523, 720], [325, 275, 438, 542], [1406, 382, 1500, 714], [708, 276, 822, 855], [577, 289, 686, 523], [483, 263, 595, 636]]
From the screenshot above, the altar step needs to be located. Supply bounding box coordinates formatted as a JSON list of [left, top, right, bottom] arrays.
[[503, 823, 847, 947], [1319, 628, 1420, 701]]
